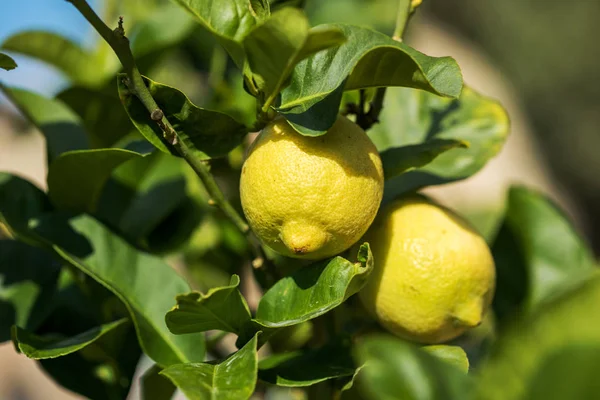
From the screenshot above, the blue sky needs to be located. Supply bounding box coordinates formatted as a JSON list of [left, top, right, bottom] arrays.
[[0, 0, 99, 96]]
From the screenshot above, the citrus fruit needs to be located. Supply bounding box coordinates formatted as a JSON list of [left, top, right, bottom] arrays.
[[240, 115, 384, 260], [359, 195, 496, 343]]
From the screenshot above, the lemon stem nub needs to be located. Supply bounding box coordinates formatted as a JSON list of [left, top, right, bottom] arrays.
[[280, 221, 329, 256]]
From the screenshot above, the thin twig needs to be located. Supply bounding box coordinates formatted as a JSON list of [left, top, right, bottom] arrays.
[[66, 0, 250, 237]]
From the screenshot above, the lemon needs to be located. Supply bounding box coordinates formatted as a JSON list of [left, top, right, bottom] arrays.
[[240, 115, 384, 260], [359, 195, 495, 343]]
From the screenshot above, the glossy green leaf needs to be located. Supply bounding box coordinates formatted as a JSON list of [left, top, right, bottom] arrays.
[[56, 86, 135, 148], [12, 318, 128, 359], [142, 364, 177, 400], [0, 241, 61, 342], [355, 335, 471, 400], [171, 0, 269, 67], [381, 139, 468, 181], [161, 333, 259, 400], [0, 173, 51, 237], [0, 52, 17, 70], [492, 186, 596, 326], [255, 243, 373, 328], [47, 149, 145, 213], [369, 86, 509, 200], [476, 274, 600, 400], [166, 274, 251, 335], [259, 341, 355, 387], [0, 85, 89, 164], [1, 31, 106, 86], [118, 75, 248, 158], [277, 24, 463, 134], [422, 345, 469, 374], [243, 8, 345, 108]]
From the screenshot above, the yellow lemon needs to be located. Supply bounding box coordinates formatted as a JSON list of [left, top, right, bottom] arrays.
[[359, 195, 495, 343], [240, 115, 384, 260]]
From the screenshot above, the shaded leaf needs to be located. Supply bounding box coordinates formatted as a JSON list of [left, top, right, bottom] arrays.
[[355, 335, 471, 400], [12, 318, 128, 359], [118, 74, 248, 159], [476, 274, 600, 400], [47, 148, 145, 213], [255, 243, 372, 328], [380, 139, 468, 181], [0, 85, 89, 164], [1, 31, 107, 86], [259, 341, 355, 387], [171, 0, 269, 67], [0, 52, 17, 70], [161, 333, 259, 400], [370, 86, 509, 200], [0, 241, 61, 342], [142, 364, 177, 400], [243, 8, 345, 108], [0, 173, 51, 237], [492, 186, 596, 326], [422, 345, 469, 374], [166, 274, 251, 335]]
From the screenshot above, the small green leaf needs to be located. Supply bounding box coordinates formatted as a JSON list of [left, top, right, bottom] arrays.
[[381, 139, 468, 181], [354, 335, 471, 400], [255, 243, 373, 328], [142, 364, 177, 400], [0, 86, 89, 164], [0, 52, 17, 70], [166, 275, 252, 335], [371, 86, 509, 200], [118, 75, 248, 159], [171, 0, 269, 67], [278, 24, 463, 121], [1, 31, 107, 86], [12, 318, 128, 359], [161, 333, 259, 400], [0, 241, 61, 342], [422, 345, 469, 374], [47, 148, 145, 213], [476, 274, 600, 400], [259, 341, 355, 387], [243, 8, 345, 108], [492, 186, 596, 326]]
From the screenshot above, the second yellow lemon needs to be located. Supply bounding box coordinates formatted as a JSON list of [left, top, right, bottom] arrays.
[[240, 115, 384, 260], [359, 195, 496, 343]]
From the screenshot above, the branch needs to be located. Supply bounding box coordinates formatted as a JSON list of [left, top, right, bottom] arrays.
[[66, 0, 249, 237]]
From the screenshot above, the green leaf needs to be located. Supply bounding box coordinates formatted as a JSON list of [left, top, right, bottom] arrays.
[[422, 345, 469, 374], [142, 364, 177, 400], [255, 243, 373, 328], [0, 241, 61, 342], [12, 318, 128, 359], [380, 139, 468, 181], [354, 335, 471, 400], [476, 274, 600, 400], [118, 75, 248, 159], [259, 341, 355, 387], [243, 8, 345, 108], [166, 274, 252, 335], [370, 86, 509, 200], [1, 31, 107, 86], [0, 52, 17, 70], [491, 186, 596, 326], [277, 24, 463, 134], [36, 214, 206, 367], [0, 86, 89, 164], [47, 149, 145, 213], [171, 0, 269, 68], [0, 173, 51, 237], [161, 333, 259, 400], [56, 86, 136, 148]]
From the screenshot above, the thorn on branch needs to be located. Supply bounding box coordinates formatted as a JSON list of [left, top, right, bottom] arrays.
[[114, 16, 125, 37]]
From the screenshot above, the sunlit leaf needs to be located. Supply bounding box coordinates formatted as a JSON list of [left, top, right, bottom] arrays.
[[422, 345, 469, 374]]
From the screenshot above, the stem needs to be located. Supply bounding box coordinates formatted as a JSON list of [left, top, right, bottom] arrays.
[[393, 0, 412, 40], [66, 0, 249, 236]]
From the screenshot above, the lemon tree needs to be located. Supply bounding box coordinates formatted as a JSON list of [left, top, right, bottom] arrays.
[[1, 0, 597, 399]]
